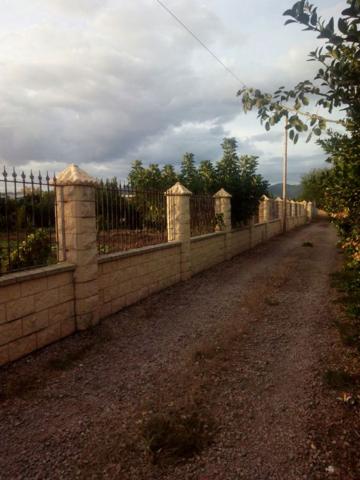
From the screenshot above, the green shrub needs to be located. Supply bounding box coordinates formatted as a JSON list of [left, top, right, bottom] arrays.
[[10, 228, 53, 270]]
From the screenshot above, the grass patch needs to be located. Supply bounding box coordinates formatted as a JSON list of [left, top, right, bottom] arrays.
[[335, 321, 360, 348], [142, 407, 214, 465], [302, 241, 314, 247], [324, 369, 357, 389], [331, 268, 360, 319]]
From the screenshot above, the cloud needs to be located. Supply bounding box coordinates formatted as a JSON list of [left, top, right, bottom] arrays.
[[0, 0, 338, 181]]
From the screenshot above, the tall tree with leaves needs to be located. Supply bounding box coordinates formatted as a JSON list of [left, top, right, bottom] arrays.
[[216, 138, 240, 187], [237, 0, 360, 266], [198, 160, 217, 193], [180, 152, 201, 193]]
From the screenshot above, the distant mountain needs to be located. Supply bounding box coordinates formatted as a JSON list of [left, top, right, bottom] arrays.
[[268, 183, 302, 199]]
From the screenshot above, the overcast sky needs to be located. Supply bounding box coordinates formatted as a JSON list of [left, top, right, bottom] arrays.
[[0, 0, 344, 184]]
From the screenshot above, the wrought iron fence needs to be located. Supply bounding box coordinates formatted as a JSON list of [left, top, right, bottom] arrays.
[[0, 167, 58, 275], [95, 180, 167, 254], [190, 194, 217, 237]]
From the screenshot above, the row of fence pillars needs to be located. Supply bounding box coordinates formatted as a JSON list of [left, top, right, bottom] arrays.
[[54, 164, 313, 331]]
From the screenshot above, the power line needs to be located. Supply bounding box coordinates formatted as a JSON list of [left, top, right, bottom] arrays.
[[154, 0, 344, 126], [154, 0, 246, 88]]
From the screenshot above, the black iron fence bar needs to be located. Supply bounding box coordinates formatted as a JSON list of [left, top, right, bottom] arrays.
[[190, 194, 216, 237], [0, 166, 59, 276], [95, 181, 167, 254]]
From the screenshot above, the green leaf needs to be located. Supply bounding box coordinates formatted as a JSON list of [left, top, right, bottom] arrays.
[[294, 133, 299, 144], [313, 127, 322, 136]]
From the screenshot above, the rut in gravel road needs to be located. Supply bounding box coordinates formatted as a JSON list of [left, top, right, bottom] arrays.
[[0, 220, 338, 480]]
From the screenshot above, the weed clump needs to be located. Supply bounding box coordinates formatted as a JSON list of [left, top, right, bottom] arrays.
[[302, 241, 314, 247], [142, 407, 214, 464]]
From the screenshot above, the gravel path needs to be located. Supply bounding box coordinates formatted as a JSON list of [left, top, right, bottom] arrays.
[[0, 221, 339, 479]]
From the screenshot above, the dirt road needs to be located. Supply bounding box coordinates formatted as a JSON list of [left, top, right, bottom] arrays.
[[0, 221, 340, 479]]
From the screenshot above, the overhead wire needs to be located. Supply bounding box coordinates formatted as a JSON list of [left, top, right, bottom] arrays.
[[154, 0, 344, 126], [154, 0, 246, 88]]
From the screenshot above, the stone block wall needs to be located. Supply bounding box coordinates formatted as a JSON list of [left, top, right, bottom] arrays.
[[190, 232, 226, 275], [0, 263, 75, 365], [98, 243, 181, 319], [0, 164, 314, 367]]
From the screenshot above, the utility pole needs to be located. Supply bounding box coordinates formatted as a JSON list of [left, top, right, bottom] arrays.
[[282, 116, 288, 233]]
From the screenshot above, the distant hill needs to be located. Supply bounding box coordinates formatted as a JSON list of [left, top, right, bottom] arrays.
[[269, 183, 302, 199]]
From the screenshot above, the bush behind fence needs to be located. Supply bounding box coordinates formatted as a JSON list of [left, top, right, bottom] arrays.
[[0, 167, 58, 275]]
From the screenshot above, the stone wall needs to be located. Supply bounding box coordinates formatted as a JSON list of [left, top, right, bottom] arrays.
[[0, 164, 313, 367], [190, 232, 226, 275], [98, 243, 181, 320], [0, 263, 75, 365]]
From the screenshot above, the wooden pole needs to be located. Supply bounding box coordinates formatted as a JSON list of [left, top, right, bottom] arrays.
[[282, 116, 288, 233]]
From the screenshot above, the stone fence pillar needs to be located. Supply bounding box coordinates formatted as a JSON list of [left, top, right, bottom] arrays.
[[166, 182, 192, 281], [214, 188, 232, 260], [302, 201, 307, 218], [306, 201, 313, 222], [290, 200, 296, 217], [56, 164, 99, 330], [275, 197, 283, 220], [259, 195, 271, 223]]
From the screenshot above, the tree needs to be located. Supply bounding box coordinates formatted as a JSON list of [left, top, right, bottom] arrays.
[[161, 164, 178, 189], [237, 0, 360, 266], [180, 153, 201, 193], [198, 160, 217, 193], [238, 1, 359, 142], [127, 138, 269, 224], [216, 138, 240, 187], [299, 168, 329, 208]]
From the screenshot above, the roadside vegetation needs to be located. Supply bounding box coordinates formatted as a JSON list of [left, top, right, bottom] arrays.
[[237, 0, 360, 474], [127, 137, 269, 225]]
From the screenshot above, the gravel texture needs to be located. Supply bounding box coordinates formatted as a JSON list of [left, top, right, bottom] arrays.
[[1, 220, 353, 479]]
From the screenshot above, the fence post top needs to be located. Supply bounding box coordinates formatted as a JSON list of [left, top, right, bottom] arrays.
[[275, 196, 283, 202], [56, 164, 97, 186], [213, 188, 232, 199], [261, 194, 270, 201], [165, 182, 192, 196]]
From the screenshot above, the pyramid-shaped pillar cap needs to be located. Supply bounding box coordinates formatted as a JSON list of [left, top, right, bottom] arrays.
[[214, 188, 232, 199], [275, 196, 283, 201], [56, 164, 97, 186], [261, 194, 270, 201], [166, 182, 192, 196]]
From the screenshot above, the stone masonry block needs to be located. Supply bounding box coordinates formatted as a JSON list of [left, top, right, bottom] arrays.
[[20, 277, 48, 297], [0, 344, 9, 366], [48, 301, 75, 326], [0, 283, 21, 305], [0, 304, 6, 325], [76, 280, 98, 300], [58, 284, 74, 304], [99, 301, 112, 320], [61, 316, 76, 337], [0, 319, 22, 346], [48, 272, 73, 289], [22, 311, 48, 336], [8, 334, 37, 362], [111, 296, 126, 314], [6, 296, 35, 322], [37, 323, 62, 349], [76, 295, 99, 315], [74, 264, 98, 283], [34, 288, 58, 312]]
